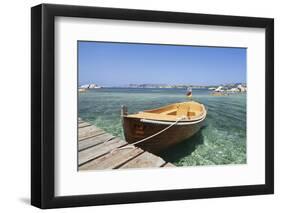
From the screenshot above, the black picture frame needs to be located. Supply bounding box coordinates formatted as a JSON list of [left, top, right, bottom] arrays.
[[31, 3, 274, 209]]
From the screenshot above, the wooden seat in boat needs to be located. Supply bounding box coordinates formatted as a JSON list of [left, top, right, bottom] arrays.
[[187, 111, 196, 116], [127, 112, 180, 121], [159, 109, 177, 115]]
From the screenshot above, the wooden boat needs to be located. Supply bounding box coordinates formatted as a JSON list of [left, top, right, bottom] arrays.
[[121, 101, 207, 153]]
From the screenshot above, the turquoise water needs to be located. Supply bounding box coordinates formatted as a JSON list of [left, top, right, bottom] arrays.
[[79, 88, 246, 166]]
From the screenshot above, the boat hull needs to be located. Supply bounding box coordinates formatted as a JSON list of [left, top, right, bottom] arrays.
[[122, 116, 205, 153]]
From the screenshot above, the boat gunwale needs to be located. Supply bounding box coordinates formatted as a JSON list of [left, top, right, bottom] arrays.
[[125, 101, 207, 122], [139, 112, 207, 126]]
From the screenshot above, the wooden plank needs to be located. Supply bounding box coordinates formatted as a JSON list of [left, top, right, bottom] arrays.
[[79, 125, 105, 141], [79, 129, 105, 141], [79, 147, 144, 170], [79, 122, 91, 128], [162, 162, 176, 167], [77, 119, 175, 170], [79, 133, 116, 151], [120, 151, 166, 169], [79, 125, 102, 136], [79, 138, 127, 165]]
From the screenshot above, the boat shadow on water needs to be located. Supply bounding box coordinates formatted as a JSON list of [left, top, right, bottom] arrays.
[[158, 126, 206, 163]]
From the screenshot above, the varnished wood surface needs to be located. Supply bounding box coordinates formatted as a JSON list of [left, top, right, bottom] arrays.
[[127, 101, 206, 121]]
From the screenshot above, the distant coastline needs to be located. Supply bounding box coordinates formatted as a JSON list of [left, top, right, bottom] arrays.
[[79, 83, 247, 92]]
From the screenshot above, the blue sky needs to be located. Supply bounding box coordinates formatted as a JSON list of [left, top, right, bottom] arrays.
[[78, 41, 246, 86]]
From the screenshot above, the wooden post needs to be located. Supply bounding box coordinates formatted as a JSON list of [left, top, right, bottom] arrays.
[[121, 105, 128, 116], [121, 105, 128, 138]]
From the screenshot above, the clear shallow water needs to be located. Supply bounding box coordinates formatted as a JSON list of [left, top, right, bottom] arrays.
[[79, 88, 246, 166]]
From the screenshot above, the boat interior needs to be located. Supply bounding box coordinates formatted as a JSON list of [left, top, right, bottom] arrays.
[[126, 101, 206, 121]]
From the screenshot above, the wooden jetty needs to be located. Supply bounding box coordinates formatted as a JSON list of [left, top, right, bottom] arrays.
[[78, 118, 175, 171]]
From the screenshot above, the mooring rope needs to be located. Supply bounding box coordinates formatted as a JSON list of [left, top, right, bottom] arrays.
[[110, 116, 187, 153]]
